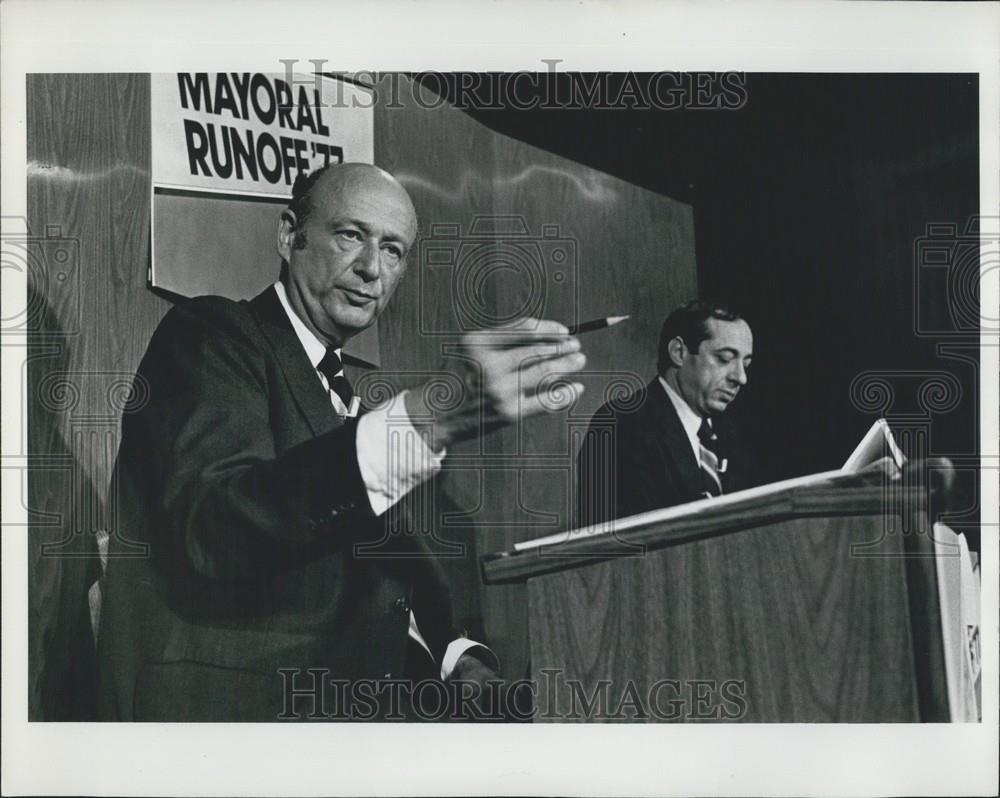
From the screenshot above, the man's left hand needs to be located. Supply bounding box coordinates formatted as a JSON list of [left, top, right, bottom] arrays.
[[447, 651, 526, 722]]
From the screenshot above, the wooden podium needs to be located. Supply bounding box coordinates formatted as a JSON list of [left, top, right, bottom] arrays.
[[482, 467, 957, 722]]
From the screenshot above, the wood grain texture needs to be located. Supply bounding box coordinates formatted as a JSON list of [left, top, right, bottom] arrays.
[[528, 513, 923, 722], [27, 74, 170, 719], [483, 483, 929, 584], [374, 76, 696, 677], [900, 509, 950, 721], [373, 82, 502, 645]]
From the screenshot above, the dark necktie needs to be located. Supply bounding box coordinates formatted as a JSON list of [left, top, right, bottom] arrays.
[[317, 349, 355, 413], [698, 418, 725, 497]]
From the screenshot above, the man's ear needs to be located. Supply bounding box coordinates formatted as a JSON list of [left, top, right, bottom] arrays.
[[667, 336, 687, 368], [276, 209, 297, 261]]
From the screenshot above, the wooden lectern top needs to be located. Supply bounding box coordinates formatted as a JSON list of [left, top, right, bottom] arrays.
[[482, 469, 929, 586]]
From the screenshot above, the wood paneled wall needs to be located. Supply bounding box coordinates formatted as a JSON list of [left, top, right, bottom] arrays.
[[27, 74, 171, 719], [26, 74, 695, 717], [374, 76, 696, 678]]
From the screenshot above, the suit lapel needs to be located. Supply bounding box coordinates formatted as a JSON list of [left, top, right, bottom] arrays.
[[643, 379, 705, 500], [246, 286, 342, 438]]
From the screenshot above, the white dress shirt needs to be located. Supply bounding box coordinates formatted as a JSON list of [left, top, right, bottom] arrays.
[[274, 281, 487, 679], [658, 375, 704, 462]]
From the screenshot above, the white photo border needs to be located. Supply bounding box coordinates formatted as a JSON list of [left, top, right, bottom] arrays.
[[2, 1, 998, 795]]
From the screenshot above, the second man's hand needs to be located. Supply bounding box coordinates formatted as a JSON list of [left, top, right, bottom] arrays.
[[404, 317, 586, 450]]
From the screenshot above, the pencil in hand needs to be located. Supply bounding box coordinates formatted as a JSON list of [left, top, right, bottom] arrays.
[[566, 315, 630, 335]]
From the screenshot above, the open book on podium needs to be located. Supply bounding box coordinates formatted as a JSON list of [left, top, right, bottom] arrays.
[[482, 420, 981, 722], [510, 418, 903, 553]]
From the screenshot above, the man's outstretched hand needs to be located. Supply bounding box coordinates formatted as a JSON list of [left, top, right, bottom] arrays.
[[404, 318, 586, 450]]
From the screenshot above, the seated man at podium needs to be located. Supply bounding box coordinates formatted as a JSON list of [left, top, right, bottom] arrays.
[[576, 300, 759, 526]]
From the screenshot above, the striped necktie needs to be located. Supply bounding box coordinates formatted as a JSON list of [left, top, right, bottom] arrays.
[[317, 349, 355, 414], [698, 418, 725, 497]]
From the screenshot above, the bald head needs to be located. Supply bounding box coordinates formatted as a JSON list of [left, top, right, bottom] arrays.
[[287, 163, 417, 249], [277, 163, 418, 347]]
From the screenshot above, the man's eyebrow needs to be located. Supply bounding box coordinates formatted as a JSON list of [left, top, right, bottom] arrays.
[[712, 346, 754, 359], [332, 217, 408, 244], [329, 217, 369, 232]]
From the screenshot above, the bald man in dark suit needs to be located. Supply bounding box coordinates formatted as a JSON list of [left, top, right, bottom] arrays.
[[98, 164, 587, 721]]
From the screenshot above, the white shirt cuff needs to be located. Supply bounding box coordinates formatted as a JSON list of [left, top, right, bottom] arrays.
[[409, 614, 497, 681], [356, 389, 446, 516], [440, 637, 499, 681]]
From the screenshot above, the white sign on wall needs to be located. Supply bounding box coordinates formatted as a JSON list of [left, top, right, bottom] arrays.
[[151, 72, 374, 198]]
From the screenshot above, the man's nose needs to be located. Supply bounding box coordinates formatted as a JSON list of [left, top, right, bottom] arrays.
[[730, 361, 748, 386], [353, 240, 381, 280]]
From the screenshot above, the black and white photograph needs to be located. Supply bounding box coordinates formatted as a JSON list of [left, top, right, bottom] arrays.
[[2, 1, 998, 795]]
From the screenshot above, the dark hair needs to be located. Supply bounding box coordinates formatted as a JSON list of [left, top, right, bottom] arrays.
[[657, 300, 745, 374], [285, 165, 337, 250]]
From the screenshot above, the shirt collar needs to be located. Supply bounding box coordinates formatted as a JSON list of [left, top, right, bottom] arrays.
[[658, 375, 705, 453], [273, 280, 338, 370]]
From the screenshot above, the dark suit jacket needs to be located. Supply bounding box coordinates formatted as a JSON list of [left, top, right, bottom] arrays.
[[575, 378, 760, 528], [97, 287, 458, 721]]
